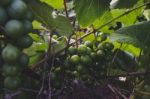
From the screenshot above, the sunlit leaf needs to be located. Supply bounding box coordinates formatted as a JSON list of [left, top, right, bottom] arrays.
[[41, 0, 64, 9], [74, 0, 111, 27]]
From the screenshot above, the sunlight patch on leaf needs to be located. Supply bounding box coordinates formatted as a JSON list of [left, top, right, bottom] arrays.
[[40, 0, 64, 9]]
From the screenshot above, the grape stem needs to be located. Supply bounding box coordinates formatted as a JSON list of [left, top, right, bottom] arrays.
[[64, 0, 69, 18]]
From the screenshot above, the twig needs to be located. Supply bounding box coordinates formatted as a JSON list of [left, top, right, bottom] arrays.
[[138, 49, 143, 62], [20, 88, 39, 93], [107, 84, 120, 99], [112, 43, 123, 64], [113, 87, 128, 99], [107, 71, 150, 78], [64, 0, 69, 18]]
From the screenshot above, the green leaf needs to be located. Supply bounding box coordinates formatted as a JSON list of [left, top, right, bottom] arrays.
[[111, 9, 142, 26], [29, 1, 54, 30], [110, 33, 140, 47], [111, 0, 139, 9], [29, 33, 41, 42], [110, 21, 150, 48], [74, 0, 111, 27], [93, 11, 113, 33], [28, 1, 73, 37], [32, 20, 42, 29], [40, 0, 64, 9], [111, 0, 144, 26], [114, 42, 141, 56], [53, 16, 73, 37]]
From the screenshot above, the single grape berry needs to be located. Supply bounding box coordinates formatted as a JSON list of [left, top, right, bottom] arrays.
[[4, 76, 21, 90], [5, 20, 24, 38], [80, 55, 92, 65], [2, 63, 20, 76], [90, 52, 97, 60], [17, 35, 33, 48], [86, 47, 92, 55], [22, 20, 33, 34], [7, 0, 27, 19], [96, 50, 105, 58], [97, 43, 104, 50], [78, 45, 88, 54], [84, 41, 93, 48], [2, 44, 21, 64], [19, 53, 29, 67], [70, 55, 80, 64], [68, 46, 77, 55], [103, 42, 114, 50]]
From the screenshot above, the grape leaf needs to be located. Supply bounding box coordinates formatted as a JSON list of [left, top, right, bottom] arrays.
[[110, 21, 150, 48], [40, 0, 64, 9], [28, 1, 54, 30], [93, 11, 113, 33], [53, 16, 73, 37], [74, 0, 111, 27], [111, 0, 144, 26], [28, 1, 73, 37]]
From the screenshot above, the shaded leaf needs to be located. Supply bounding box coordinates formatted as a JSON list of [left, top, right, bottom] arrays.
[[28, 1, 73, 37], [53, 16, 73, 37], [29, 1, 54, 30], [110, 33, 140, 47], [74, 0, 111, 27], [110, 21, 150, 48]]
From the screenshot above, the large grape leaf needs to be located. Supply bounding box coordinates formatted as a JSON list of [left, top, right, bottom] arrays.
[[74, 0, 111, 27], [29, 1, 53, 30], [40, 0, 64, 9], [28, 1, 73, 37], [53, 16, 74, 37], [114, 42, 141, 56], [110, 21, 150, 48], [93, 11, 113, 33], [111, 0, 144, 26], [110, 0, 139, 9]]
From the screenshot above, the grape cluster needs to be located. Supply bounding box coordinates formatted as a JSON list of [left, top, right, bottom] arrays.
[[50, 35, 115, 88], [66, 40, 114, 84], [0, 0, 34, 91]]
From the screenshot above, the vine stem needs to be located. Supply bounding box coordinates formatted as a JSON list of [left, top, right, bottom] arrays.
[[64, 0, 69, 18], [55, 1, 150, 55]]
